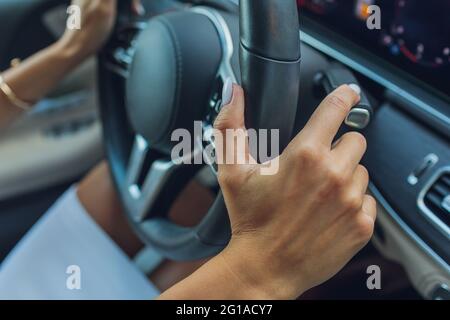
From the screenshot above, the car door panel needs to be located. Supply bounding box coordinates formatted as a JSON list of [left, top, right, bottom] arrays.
[[364, 104, 450, 262]]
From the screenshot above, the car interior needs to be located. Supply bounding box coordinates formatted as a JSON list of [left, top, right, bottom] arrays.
[[0, 0, 448, 300]]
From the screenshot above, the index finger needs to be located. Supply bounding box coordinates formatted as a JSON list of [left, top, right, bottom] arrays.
[[298, 85, 360, 147]]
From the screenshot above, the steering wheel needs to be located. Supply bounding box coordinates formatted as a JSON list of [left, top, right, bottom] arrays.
[[98, 0, 301, 261]]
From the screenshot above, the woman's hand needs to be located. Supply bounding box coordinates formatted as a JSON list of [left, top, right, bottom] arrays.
[[59, 0, 117, 60], [0, 1, 147, 125], [0, 0, 128, 125], [213, 83, 376, 299]]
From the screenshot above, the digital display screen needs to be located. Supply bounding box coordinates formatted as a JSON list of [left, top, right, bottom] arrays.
[[297, 0, 450, 99]]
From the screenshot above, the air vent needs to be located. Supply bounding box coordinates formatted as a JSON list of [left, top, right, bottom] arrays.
[[418, 168, 450, 238]]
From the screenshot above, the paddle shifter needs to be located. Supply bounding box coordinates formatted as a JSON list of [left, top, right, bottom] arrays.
[[314, 63, 374, 130]]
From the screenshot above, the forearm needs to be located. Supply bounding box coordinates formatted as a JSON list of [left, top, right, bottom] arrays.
[[158, 252, 277, 300], [0, 40, 86, 126]]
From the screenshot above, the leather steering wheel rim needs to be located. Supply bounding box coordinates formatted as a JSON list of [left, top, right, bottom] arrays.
[[98, 0, 301, 261]]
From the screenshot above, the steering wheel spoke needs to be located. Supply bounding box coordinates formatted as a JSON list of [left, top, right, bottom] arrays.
[[126, 135, 149, 190], [124, 135, 204, 223], [124, 135, 177, 222]]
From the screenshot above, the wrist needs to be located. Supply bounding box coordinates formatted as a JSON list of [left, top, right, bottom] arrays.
[[219, 242, 305, 300], [213, 252, 273, 300], [54, 35, 90, 66], [158, 252, 277, 300]]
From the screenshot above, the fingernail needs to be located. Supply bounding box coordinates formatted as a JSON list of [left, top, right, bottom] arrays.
[[137, 5, 145, 16], [348, 83, 361, 96], [132, 0, 146, 16], [222, 77, 234, 107]]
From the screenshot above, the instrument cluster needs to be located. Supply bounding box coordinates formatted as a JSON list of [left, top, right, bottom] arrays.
[[298, 0, 450, 97]]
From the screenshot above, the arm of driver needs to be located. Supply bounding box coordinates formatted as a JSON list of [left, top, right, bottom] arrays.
[[157, 253, 273, 300], [0, 0, 118, 128], [0, 44, 85, 127]]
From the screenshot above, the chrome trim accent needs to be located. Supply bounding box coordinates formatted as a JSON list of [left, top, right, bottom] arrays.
[[407, 153, 439, 186], [300, 31, 450, 127], [370, 182, 450, 274], [431, 283, 450, 300], [345, 108, 371, 129], [443, 195, 450, 214], [417, 166, 450, 240], [191, 7, 237, 175], [125, 135, 203, 222], [192, 7, 238, 84], [124, 135, 178, 222]]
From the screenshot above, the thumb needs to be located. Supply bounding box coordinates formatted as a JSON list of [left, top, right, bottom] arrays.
[[214, 79, 245, 132], [213, 79, 253, 173]]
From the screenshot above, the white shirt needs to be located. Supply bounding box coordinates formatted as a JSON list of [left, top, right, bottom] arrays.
[[0, 187, 160, 300]]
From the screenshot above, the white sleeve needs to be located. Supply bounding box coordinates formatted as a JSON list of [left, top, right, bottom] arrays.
[[0, 186, 160, 300]]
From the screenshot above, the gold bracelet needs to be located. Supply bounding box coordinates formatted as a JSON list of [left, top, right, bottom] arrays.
[[0, 74, 32, 111]]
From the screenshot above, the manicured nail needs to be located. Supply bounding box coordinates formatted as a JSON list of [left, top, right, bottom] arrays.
[[348, 83, 361, 95], [132, 0, 146, 16], [222, 77, 234, 107], [137, 4, 146, 16]]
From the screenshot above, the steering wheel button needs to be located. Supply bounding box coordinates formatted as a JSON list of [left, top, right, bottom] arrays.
[[203, 125, 214, 141], [214, 99, 222, 113]]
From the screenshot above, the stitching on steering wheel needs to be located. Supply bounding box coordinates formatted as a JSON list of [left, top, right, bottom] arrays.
[[157, 16, 184, 141]]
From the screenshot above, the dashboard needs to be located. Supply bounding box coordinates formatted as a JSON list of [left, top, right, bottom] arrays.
[[297, 0, 450, 100]]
